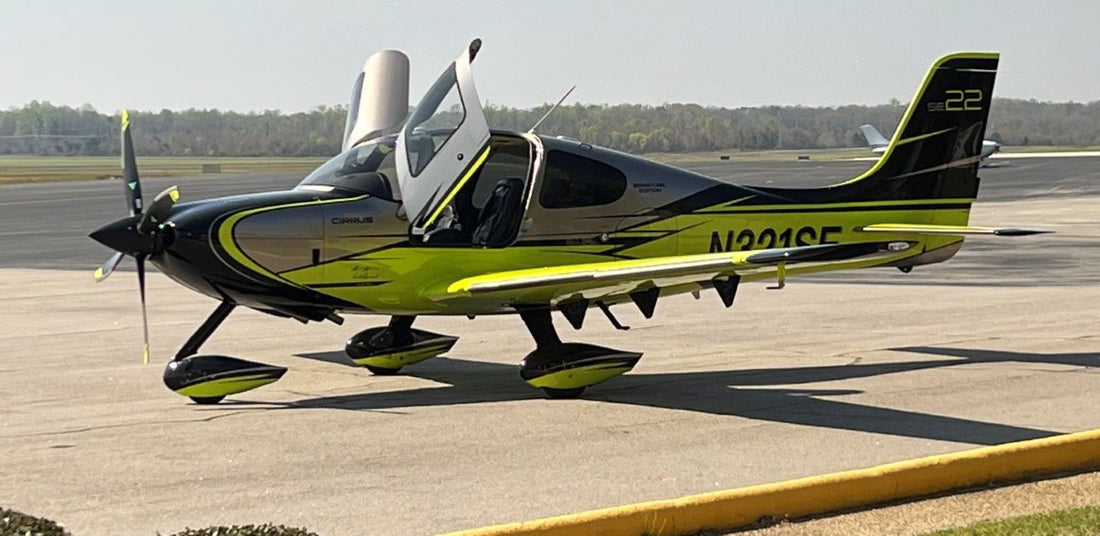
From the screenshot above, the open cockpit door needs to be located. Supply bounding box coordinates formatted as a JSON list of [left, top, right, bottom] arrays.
[[395, 39, 491, 237], [342, 50, 410, 151]]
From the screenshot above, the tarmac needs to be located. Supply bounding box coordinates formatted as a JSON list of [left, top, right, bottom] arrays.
[[0, 156, 1097, 535]]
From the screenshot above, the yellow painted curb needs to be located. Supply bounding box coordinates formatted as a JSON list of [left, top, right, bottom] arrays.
[[444, 429, 1100, 536]]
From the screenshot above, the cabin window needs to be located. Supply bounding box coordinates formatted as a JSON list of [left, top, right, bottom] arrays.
[[539, 150, 627, 209]]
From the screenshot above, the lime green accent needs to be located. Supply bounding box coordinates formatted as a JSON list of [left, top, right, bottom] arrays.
[[121, 109, 130, 130], [525, 362, 635, 390], [424, 146, 492, 227], [216, 195, 368, 286], [834, 52, 999, 187], [168, 187, 180, 202], [447, 250, 756, 294], [896, 127, 955, 146], [351, 339, 456, 368], [173, 373, 280, 398], [142, 343, 149, 365], [93, 267, 105, 280]]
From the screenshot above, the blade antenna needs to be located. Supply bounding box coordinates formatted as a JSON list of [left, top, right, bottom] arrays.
[[137, 255, 150, 364], [527, 85, 576, 134]]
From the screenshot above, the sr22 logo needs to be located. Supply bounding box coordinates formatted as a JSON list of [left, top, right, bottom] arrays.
[[927, 89, 983, 112], [709, 226, 841, 253]]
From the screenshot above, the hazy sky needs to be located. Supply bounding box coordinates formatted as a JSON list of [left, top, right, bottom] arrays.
[[2, 0, 1097, 113]]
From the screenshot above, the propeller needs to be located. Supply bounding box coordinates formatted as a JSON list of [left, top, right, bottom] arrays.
[[90, 110, 180, 364]]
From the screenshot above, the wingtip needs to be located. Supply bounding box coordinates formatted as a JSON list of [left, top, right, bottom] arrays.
[[121, 109, 130, 129], [142, 344, 149, 365]]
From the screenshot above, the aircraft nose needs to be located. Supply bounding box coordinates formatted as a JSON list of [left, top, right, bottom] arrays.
[[89, 216, 159, 255]]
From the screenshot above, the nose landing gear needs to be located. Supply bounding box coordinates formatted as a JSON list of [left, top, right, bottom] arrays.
[[161, 301, 288, 404], [164, 354, 287, 405]]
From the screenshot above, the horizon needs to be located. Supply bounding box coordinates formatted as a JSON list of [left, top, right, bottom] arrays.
[[6, 95, 1097, 117]]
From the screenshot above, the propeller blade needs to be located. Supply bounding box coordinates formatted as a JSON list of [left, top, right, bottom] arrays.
[[121, 110, 144, 217], [138, 185, 180, 234], [93, 251, 125, 282], [137, 254, 150, 365]]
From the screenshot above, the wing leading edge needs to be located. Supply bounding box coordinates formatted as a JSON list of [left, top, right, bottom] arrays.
[[439, 242, 910, 304]]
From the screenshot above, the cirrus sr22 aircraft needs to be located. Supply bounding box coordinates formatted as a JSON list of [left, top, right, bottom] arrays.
[[90, 39, 1045, 404]]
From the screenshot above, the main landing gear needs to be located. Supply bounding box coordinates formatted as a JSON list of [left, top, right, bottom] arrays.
[[162, 301, 287, 404], [516, 307, 641, 399], [344, 315, 458, 375]]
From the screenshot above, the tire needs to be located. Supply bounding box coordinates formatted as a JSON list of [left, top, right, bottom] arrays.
[[542, 387, 586, 399], [190, 396, 225, 405], [365, 365, 402, 376]]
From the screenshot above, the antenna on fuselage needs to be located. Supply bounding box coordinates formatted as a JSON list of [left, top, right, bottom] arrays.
[[527, 85, 576, 134]]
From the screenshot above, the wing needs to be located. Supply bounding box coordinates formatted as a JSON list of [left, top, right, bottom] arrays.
[[434, 242, 909, 306]]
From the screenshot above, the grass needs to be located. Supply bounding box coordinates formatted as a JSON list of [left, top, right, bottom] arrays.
[[0, 506, 319, 536], [921, 505, 1100, 536], [0, 156, 326, 184]]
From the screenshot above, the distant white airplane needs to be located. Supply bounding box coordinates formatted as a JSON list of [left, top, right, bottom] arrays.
[[860, 124, 1000, 166]]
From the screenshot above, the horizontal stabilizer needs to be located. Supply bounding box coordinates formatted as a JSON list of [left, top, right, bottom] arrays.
[[857, 224, 1051, 236]]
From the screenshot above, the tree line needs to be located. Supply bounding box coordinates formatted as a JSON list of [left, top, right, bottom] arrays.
[[1, 98, 1097, 157]]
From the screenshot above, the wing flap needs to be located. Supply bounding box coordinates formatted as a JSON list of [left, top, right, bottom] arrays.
[[857, 223, 1050, 236]]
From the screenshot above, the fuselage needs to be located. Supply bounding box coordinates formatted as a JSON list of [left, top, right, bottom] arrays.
[[144, 130, 969, 321]]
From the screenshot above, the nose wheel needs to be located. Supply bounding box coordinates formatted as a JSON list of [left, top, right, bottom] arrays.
[[190, 396, 225, 405], [541, 387, 587, 399]]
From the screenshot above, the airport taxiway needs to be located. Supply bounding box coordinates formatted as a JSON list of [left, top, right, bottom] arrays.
[[0, 157, 1097, 535]]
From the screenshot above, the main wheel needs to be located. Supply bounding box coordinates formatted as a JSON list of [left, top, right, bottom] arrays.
[[190, 396, 225, 405], [369, 328, 395, 348], [542, 387, 586, 399], [365, 364, 402, 376]]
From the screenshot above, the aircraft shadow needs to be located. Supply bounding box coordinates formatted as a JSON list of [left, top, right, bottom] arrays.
[[271, 346, 1097, 446]]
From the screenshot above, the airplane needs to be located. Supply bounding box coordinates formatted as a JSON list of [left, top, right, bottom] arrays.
[[90, 40, 1046, 404], [861, 123, 1001, 166]]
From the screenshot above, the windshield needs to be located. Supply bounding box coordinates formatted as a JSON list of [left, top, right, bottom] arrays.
[[403, 62, 466, 176], [297, 136, 398, 200]]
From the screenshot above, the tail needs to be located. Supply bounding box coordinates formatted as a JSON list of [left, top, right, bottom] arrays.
[[760, 52, 999, 204], [859, 124, 890, 151], [841, 52, 999, 201]]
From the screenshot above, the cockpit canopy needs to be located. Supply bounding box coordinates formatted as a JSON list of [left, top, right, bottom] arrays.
[[296, 136, 399, 200], [402, 62, 466, 176]]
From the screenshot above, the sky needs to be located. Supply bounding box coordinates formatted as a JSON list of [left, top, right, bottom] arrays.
[[2, 0, 1097, 113]]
